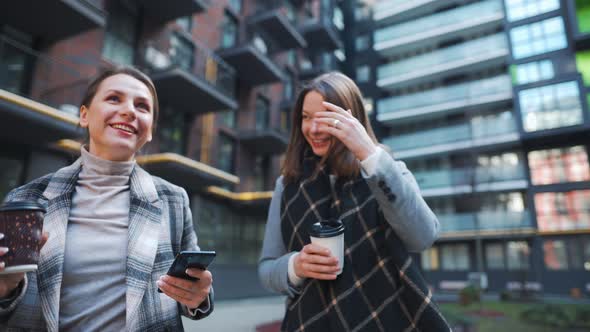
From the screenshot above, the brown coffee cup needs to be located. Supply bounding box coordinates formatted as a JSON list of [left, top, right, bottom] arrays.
[[0, 201, 46, 274]]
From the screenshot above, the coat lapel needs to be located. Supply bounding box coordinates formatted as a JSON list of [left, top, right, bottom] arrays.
[[125, 165, 162, 329], [38, 159, 82, 332]]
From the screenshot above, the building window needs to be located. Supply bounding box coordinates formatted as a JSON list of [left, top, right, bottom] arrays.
[[176, 16, 193, 31], [543, 239, 569, 270], [519, 81, 583, 132], [170, 34, 194, 71], [511, 60, 554, 85], [355, 34, 370, 51], [0, 35, 29, 95], [421, 246, 439, 270], [0, 154, 24, 200], [509, 17, 567, 59], [158, 107, 186, 155], [220, 12, 238, 49], [219, 110, 236, 128], [535, 190, 590, 232], [218, 134, 235, 173], [356, 65, 370, 83], [255, 95, 270, 130], [544, 237, 590, 270], [253, 156, 270, 191], [441, 244, 470, 270], [354, 4, 371, 21], [476, 152, 524, 183], [102, 2, 137, 65], [333, 7, 344, 30], [504, 0, 560, 22], [485, 243, 505, 269], [507, 241, 530, 270], [228, 0, 241, 13], [528, 146, 590, 185]]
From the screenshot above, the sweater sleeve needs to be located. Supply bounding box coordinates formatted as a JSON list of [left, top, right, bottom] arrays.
[[360, 147, 440, 252], [258, 177, 302, 298]]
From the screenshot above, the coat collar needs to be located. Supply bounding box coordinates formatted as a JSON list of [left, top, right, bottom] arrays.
[[38, 158, 162, 331]]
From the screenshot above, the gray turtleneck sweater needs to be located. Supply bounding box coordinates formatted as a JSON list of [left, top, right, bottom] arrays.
[[59, 147, 134, 331]]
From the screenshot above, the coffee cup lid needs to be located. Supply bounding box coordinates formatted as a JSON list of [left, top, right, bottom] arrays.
[[309, 219, 345, 238], [0, 201, 46, 213]]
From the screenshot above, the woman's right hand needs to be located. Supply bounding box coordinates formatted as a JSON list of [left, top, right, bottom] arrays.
[[0, 232, 49, 298], [294, 243, 340, 280]]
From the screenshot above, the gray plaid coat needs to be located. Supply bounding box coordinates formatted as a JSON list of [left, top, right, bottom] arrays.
[[0, 158, 211, 331]]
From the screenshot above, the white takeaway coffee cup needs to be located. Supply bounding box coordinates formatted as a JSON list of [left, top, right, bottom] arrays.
[[309, 219, 345, 275]]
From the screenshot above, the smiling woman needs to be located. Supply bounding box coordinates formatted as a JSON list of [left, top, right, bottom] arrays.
[[0, 66, 215, 331], [259, 72, 450, 331]]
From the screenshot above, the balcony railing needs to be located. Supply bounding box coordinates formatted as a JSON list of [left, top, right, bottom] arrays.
[[439, 210, 533, 234], [377, 33, 509, 89], [140, 32, 239, 113], [382, 112, 518, 158], [377, 75, 513, 124], [414, 165, 527, 190], [0, 36, 88, 142], [374, 0, 504, 56]]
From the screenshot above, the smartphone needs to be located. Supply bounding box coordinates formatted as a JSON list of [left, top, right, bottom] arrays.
[[167, 250, 216, 280], [158, 251, 216, 292]]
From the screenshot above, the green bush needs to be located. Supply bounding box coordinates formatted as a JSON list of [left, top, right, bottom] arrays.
[[520, 304, 571, 328], [459, 285, 481, 306], [574, 307, 590, 328]]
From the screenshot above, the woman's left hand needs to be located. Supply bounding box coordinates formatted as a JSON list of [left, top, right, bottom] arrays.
[[316, 101, 377, 161], [157, 268, 212, 310]]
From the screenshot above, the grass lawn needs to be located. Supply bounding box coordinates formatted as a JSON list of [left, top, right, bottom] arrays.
[[439, 301, 587, 332]]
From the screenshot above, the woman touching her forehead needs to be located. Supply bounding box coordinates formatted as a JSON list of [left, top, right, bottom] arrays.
[[259, 72, 450, 331], [0, 67, 213, 331]]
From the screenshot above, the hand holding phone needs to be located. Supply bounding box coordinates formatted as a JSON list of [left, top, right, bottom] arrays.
[[166, 250, 216, 281]]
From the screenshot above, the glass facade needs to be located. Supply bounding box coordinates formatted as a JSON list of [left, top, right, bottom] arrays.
[[158, 107, 186, 155], [504, 0, 559, 22], [543, 237, 590, 270], [441, 244, 470, 270], [535, 190, 590, 232], [509, 17, 567, 59], [220, 13, 238, 48], [485, 241, 531, 270], [528, 146, 590, 185], [519, 81, 583, 132], [511, 60, 554, 85], [102, 2, 137, 65], [217, 134, 235, 174], [421, 246, 439, 270]]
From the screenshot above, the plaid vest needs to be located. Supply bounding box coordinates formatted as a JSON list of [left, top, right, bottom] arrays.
[[280, 154, 450, 332]]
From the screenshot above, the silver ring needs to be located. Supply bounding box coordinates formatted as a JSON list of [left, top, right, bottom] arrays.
[[333, 119, 341, 128]]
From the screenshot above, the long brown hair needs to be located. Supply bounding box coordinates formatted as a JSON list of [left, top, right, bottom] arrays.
[[282, 72, 378, 184]]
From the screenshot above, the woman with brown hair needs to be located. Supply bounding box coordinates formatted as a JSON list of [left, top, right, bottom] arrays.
[[259, 72, 449, 331], [0, 67, 213, 331]]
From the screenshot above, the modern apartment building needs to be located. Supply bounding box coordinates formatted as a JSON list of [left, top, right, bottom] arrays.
[[359, 0, 590, 295], [0, 0, 345, 299]]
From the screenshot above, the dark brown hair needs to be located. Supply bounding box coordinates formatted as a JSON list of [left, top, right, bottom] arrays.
[[80, 66, 159, 133], [281, 72, 378, 184]]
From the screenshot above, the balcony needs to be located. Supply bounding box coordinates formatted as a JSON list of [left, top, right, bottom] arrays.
[[382, 112, 520, 160], [136, 153, 239, 192], [140, 34, 237, 114], [298, 52, 340, 81], [0, 0, 106, 43], [373, 0, 464, 26], [377, 75, 513, 125], [415, 165, 527, 198], [299, 15, 342, 51], [239, 127, 289, 155], [377, 33, 509, 90], [438, 211, 534, 239], [217, 39, 284, 86], [137, 0, 209, 23], [247, 3, 306, 51], [374, 0, 504, 57], [0, 36, 85, 145]]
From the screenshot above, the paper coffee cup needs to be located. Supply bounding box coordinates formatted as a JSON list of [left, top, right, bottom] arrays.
[[309, 219, 345, 275], [0, 201, 46, 274]]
